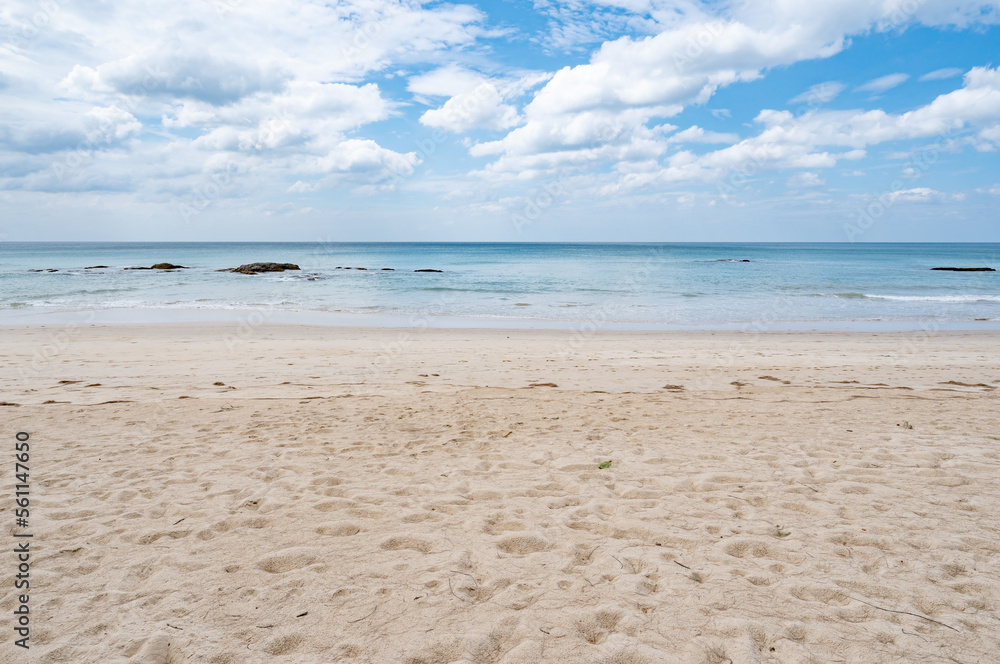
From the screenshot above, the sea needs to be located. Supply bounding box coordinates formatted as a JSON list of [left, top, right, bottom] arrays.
[[1, 242, 999, 330]]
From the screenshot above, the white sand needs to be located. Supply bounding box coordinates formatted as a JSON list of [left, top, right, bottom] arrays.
[[2, 325, 999, 663]]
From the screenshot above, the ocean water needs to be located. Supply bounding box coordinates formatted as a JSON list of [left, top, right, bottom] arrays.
[[1, 242, 999, 328]]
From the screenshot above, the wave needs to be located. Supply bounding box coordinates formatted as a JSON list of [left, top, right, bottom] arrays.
[[818, 293, 1000, 303]]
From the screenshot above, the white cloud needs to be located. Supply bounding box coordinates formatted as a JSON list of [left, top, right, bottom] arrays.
[[790, 82, 846, 105], [920, 67, 965, 81], [855, 73, 910, 94], [0, 105, 141, 155], [667, 126, 740, 144], [587, 66, 1000, 192], [408, 66, 494, 99], [2, 0, 1000, 230], [64, 53, 290, 105], [885, 187, 945, 202], [420, 84, 521, 133], [787, 172, 825, 188], [408, 67, 547, 134], [974, 124, 1000, 150], [473, 2, 1000, 176], [0, 0, 486, 197]]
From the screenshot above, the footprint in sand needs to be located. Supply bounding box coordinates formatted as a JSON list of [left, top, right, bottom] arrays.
[[497, 533, 551, 554], [316, 522, 362, 537], [256, 548, 320, 573], [379, 536, 435, 553]]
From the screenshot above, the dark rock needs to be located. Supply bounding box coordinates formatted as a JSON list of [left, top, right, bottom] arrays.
[[382, 268, 394, 271], [85, 265, 110, 269], [223, 262, 301, 275], [931, 267, 995, 272], [356, 267, 367, 270], [27, 269, 42, 272], [414, 269, 443, 273], [125, 263, 188, 270], [46, 269, 59, 272]]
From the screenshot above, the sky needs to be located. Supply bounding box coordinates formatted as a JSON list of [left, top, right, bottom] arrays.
[[1, 0, 1000, 242]]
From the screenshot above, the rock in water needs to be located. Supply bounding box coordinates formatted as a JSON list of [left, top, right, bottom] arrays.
[[414, 269, 443, 273], [224, 262, 301, 275], [931, 267, 995, 272], [125, 263, 188, 270]]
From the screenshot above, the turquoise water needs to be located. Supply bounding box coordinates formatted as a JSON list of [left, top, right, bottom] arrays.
[[1, 243, 999, 327]]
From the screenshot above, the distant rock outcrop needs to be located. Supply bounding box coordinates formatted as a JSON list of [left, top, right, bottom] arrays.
[[125, 263, 188, 270], [221, 262, 300, 275], [85, 265, 110, 269], [931, 267, 995, 272], [414, 269, 443, 273]]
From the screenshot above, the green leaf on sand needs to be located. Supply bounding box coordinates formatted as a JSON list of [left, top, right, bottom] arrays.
[[598, 461, 612, 469]]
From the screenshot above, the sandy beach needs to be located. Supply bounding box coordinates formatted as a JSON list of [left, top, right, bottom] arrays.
[[2, 324, 999, 663]]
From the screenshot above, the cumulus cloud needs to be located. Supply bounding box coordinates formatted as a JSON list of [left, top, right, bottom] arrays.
[[64, 54, 290, 105], [667, 126, 739, 144], [0, 0, 486, 198], [409, 67, 549, 133], [596, 66, 1000, 191], [473, 2, 999, 176], [420, 84, 521, 133], [0, 106, 141, 155], [2, 0, 999, 227], [787, 172, 826, 188]]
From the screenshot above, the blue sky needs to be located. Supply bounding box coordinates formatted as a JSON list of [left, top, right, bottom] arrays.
[[1, 0, 999, 241]]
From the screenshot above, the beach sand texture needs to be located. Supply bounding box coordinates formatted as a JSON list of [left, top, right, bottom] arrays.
[[1, 325, 999, 663]]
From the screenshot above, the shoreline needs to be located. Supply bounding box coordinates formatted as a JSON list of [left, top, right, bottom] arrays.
[[2, 306, 1000, 331]]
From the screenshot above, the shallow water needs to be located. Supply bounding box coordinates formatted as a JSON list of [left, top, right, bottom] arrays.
[[1, 242, 998, 327]]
